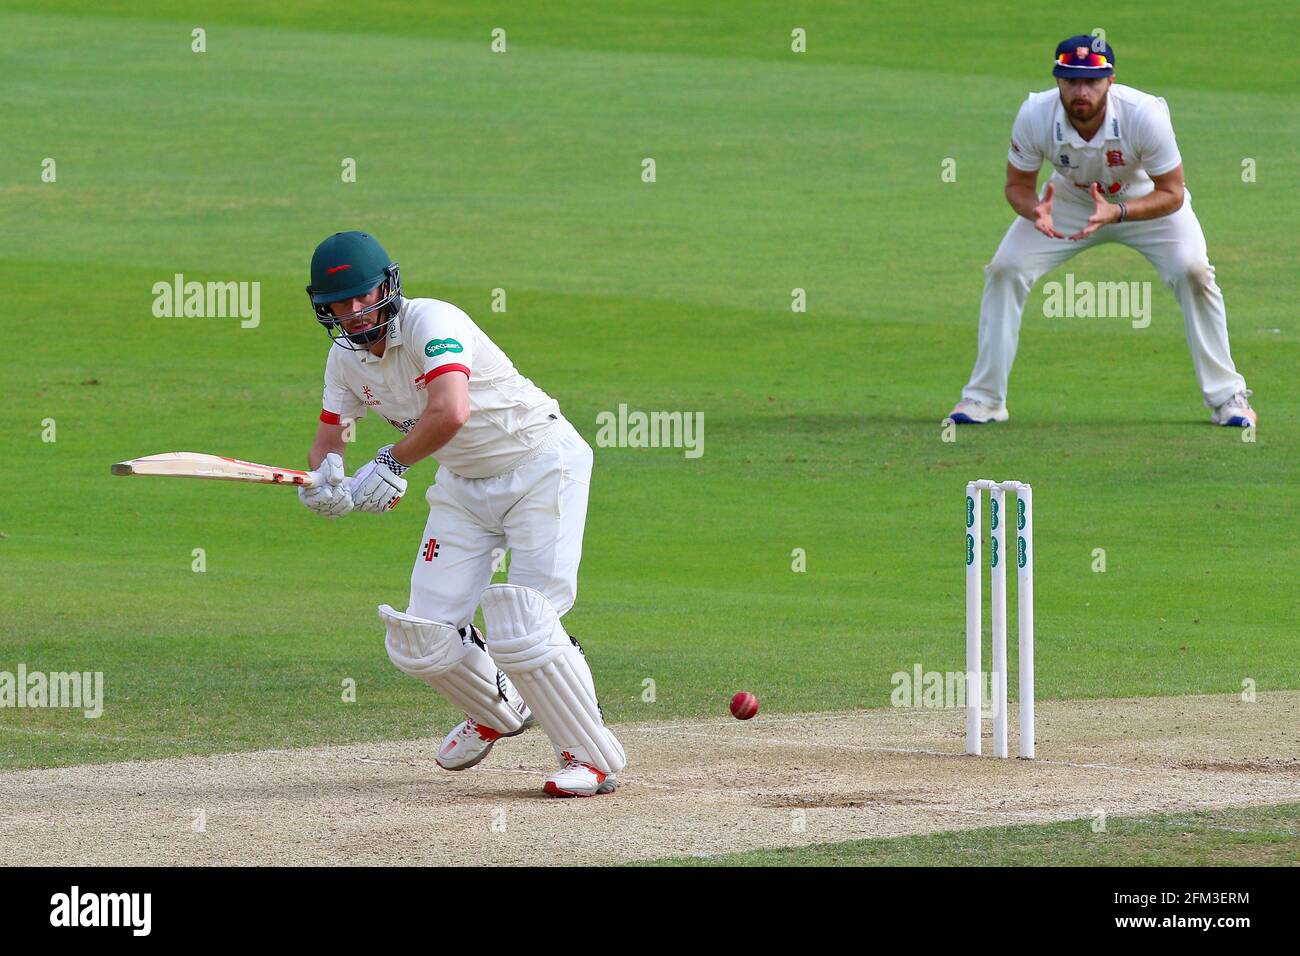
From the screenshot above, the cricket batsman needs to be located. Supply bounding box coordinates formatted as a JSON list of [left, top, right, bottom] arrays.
[[297, 230, 624, 797], [949, 35, 1256, 427]]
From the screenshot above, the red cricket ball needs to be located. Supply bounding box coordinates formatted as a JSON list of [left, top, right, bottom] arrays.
[[730, 691, 759, 720]]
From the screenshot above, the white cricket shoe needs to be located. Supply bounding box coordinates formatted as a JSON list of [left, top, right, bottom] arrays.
[[948, 398, 1010, 424], [436, 639, 535, 771], [542, 752, 618, 798], [1210, 390, 1256, 428], [436, 712, 534, 770]]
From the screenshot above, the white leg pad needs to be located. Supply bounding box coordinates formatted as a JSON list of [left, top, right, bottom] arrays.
[[480, 584, 626, 774], [379, 604, 527, 734]]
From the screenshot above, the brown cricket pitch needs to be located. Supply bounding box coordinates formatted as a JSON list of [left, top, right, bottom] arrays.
[[0, 692, 1295, 866]]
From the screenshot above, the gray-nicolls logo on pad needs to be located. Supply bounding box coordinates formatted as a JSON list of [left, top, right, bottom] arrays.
[[50, 886, 152, 936]]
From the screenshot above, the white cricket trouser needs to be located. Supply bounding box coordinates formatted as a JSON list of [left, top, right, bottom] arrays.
[[963, 190, 1248, 408], [407, 418, 592, 627]]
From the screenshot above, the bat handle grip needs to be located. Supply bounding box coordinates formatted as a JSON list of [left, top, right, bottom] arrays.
[[301, 460, 350, 489]]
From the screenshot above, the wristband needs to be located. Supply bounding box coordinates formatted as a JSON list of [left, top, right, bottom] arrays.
[[1117, 201, 1127, 223], [376, 446, 410, 476]]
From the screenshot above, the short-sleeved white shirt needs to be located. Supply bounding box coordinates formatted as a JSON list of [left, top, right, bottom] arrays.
[[1007, 83, 1182, 207], [320, 297, 560, 479]]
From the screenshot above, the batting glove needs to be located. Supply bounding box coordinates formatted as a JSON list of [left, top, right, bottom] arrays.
[[351, 445, 409, 513], [299, 452, 354, 519]]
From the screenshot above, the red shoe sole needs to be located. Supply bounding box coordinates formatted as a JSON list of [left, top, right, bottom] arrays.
[[543, 781, 597, 798]]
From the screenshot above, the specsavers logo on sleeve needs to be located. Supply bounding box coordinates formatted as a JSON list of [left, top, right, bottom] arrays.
[[425, 338, 463, 358]]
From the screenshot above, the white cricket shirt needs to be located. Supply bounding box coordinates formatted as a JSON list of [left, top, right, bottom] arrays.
[[1007, 83, 1183, 207], [319, 298, 560, 479]]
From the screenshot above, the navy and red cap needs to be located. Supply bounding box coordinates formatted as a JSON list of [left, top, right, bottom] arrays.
[[1052, 35, 1115, 78]]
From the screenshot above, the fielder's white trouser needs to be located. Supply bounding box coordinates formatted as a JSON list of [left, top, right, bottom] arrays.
[[408, 418, 592, 627], [963, 190, 1248, 408]]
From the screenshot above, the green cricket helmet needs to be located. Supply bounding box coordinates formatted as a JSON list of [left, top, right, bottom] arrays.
[[306, 231, 402, 350]]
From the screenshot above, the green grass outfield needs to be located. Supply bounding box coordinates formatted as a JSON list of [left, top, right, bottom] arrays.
[[1, 2, 1297, 771], [646, 803, 1300, 866]]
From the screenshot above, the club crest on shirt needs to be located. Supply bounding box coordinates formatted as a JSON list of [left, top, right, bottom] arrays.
[[1106, 149, 1125, 167]]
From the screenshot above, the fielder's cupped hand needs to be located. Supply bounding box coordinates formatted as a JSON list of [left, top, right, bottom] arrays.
[[299, 452, 354, 518], [351, 445, 408, 513], [1068, 183, 1121, 241], [1033, 183, 1067, 239]]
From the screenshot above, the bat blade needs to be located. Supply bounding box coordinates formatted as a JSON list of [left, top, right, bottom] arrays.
[[111, 452, 319, 487]]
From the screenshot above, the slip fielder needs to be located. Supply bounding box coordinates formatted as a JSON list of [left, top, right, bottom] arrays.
[[950, 35, 1256, 428], [297, 230, 625, 797]]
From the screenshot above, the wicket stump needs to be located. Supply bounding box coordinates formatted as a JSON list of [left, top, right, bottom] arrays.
[[965, 479, 1034, 759]]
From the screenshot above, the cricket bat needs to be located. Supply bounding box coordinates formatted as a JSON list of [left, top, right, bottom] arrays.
[[111, 452, 322, 488]]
